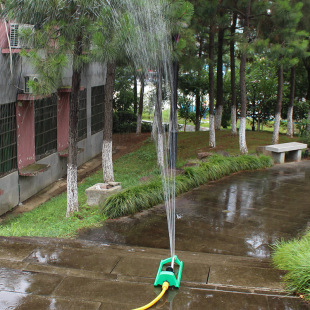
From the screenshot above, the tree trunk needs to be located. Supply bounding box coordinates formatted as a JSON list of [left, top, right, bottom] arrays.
[[67, 35, 82, 217], [195, 37, 203, 132], [134, 74, 138, 115], [239, 3, 250, 155], [305, 65, 310, 132], [102, 62, 116, 183], [215, 25, 225, 130], [152, 105, 158, 140], [272, 65, 284, 145], [136, 76, 145, 135], [209, 25, 216, 148], [195, 89, 201, 131], [239, 51, 248, 154], [155, 66, 164, 169], [170, 57, 178, 168], [230, 12, 237, 135], [286, 65, 296, 137]]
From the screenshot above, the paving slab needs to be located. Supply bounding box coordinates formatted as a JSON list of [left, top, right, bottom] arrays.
[[0, 236, 308, 309], [0, 267, 63, 295]]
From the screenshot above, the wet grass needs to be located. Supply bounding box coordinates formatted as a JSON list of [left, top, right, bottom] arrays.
[[0, 129, 300, 238], [272, 233, 310, 301]]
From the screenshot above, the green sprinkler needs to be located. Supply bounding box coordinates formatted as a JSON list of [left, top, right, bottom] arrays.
[[154, 255, 183, 288]]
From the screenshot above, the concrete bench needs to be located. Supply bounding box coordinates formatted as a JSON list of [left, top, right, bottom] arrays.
[[265, 142, 307, 164]]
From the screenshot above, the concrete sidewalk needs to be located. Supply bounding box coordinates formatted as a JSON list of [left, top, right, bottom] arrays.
[[0, 236, 308, 309]]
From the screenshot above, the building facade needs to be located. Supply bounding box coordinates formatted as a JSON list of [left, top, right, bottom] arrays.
[[0, 21, 106, 215]]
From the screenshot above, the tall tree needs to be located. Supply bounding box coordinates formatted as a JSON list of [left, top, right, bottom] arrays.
[[266, 0, 306, 144], [209, 24, 216, 147], [287, 65, 296, 137], [215, 0, 226, 130], [92, 3, 129, 184], [230, 11, 238, 135], [238, 0, 251, 154], [102, 62, 116, 183], [136, 74, 145, 135]]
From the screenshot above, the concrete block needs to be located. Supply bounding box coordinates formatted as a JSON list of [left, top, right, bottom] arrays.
[[271, 152, 285, 164], [86, 182, 122, 206]]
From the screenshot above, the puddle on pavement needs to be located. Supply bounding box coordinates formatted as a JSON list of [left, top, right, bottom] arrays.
[[79, 161, 310, 258]]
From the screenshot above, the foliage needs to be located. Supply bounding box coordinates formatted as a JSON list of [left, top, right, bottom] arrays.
[[272, 232, 310, 300], [112, 111, 152, 133], [177, 95, 196, 128], [102, 154, 273, 218], [113, 66, 135, 111], [296, 119, 310, 146]]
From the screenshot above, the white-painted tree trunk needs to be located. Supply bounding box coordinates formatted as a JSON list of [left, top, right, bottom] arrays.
[[152, 109, 158, 141], [157, 128, 164, 169], [239, 117, 248, 154], [67, 163, 78, 217], [215, 105, 223, 130], [102, 62, 116, 184], [136, 114, 142, 134], [155, 66, 164, 169], [136, 77, 145, 135], [286, 106, 294, 138], [102, 140, 114, 182], [209, 114, 216, 148], [231, 105, 237, 135], [272, 113, 281, 144]]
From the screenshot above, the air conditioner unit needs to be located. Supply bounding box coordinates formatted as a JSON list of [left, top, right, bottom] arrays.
[[24, 75, 40, 94], [10, 23, 33, 48]]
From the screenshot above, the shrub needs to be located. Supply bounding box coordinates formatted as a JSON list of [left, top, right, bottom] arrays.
[[113, 111, 138, 133], [272, 233, 310, 300], [112, 112, 152, 133]]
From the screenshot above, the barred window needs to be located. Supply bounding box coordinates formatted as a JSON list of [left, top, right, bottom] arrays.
[[91, 85, 104, 134], [0, 102, 17, 177], [35, 94, 57, 159], [78, 88, 87, 140]]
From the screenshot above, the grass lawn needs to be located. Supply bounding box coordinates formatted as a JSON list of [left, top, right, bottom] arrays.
[[0, 129, 301, 238]]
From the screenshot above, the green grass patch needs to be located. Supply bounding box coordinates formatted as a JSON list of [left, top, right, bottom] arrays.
[[272, 232, 310, 300], [102, 154, 273, 218], [0, 129, 297, 238]]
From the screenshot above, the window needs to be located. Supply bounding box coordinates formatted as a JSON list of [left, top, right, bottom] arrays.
[[78, 88, 87, 140], [91, 85, 104, 134], [0, 103, 17, 177], [35, 95, 57, 159]]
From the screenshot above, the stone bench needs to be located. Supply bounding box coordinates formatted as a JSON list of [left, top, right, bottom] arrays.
[[265, 142, 307, 164]]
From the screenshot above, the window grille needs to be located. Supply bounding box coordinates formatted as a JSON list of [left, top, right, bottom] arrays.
[[0, 102, 17, 177], [78, 89, 87, 140], [10, 24, 19, 48], [35, 95, 57, 159], [91, 85, 104, 134]]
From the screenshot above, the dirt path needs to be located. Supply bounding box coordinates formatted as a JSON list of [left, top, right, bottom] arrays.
[[0, 133, 150, 220]]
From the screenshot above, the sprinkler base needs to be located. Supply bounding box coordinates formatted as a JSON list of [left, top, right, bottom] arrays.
[[154, 255, 183, 288]]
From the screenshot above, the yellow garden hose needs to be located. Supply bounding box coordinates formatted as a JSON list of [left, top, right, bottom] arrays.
[[132, 282, 170, 310]]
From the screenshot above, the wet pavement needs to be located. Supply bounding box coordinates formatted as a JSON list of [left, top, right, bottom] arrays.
[[0, 236, 309, 309], [79, 161, 310, 259], [1, 161, 310, 309]]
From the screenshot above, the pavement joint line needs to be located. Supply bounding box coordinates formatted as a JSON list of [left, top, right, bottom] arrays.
[[206, 266, 211, 284], [50, 274, 67, 298], [109, 257, 122, 274]]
